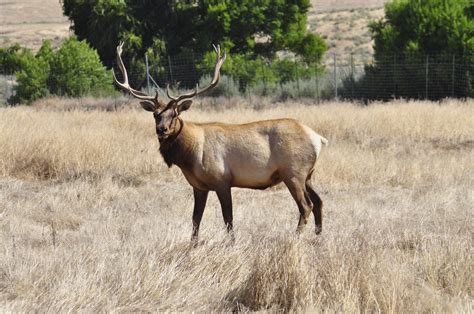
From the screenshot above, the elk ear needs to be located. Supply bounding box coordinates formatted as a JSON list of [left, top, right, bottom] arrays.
[[177, 100, 192, 114], [140, 101, 156, 112]]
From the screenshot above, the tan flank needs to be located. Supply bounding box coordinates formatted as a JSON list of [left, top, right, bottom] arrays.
[[113, 43, 328, 241]]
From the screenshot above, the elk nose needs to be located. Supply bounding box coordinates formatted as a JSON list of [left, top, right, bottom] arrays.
[[157, 126, 168, 135]]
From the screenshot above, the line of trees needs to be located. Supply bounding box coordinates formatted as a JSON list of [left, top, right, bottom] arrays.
[[61, 0, 327, 89], [1, 0, 472, 104]]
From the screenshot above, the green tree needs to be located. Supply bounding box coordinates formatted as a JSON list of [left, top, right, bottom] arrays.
[[10, 41, 54, 104], [343, 0, 473, 100], [61, 0, 326, 89], [8, 38, 114, 104], [49, 37, 113, 97], [62, 0, 324, 59], [0, 44, 31, 74], [370, 0, 473, 58]]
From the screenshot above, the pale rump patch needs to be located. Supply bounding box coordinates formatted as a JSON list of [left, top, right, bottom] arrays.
[[301, 125, 328, 159]]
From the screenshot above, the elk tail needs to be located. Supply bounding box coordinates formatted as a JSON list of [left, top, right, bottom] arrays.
[[320, 136, 328, 146]]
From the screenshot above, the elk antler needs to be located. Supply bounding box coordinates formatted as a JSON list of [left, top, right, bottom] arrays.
[[113, 42, 159, 103], [167, 44, 226, 102]]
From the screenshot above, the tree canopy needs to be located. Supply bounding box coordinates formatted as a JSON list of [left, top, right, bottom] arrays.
[[370, 0, 474, 58], [9, 38, 114, 104], [61, 0, 326, 63], [341, 0, 473, 101]]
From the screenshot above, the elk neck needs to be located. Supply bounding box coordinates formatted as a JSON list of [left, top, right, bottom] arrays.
[[158, 119, 196, 168]]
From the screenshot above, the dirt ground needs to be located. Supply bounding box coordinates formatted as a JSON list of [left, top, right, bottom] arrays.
[[0, 0, 70, 50]]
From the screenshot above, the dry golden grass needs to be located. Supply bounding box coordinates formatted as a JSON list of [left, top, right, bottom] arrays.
[[0, 99, 473, 311]]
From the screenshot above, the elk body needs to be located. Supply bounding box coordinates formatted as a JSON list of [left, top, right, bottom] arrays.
[[113, 43, 328, 242]]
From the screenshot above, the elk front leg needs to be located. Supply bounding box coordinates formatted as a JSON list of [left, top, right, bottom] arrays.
[[192, 188, 209, 243], [216, 187, 234, 241]]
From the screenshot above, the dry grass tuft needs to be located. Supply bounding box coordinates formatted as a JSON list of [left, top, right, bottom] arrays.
[[0, 99, 472, 311], [233, 238, 313, 311]]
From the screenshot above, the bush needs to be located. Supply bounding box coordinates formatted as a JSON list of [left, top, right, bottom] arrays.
[[0, 44, 30, 74], [245, 82, 279, 98], [198, 74, 240, 97], [11, 52, 50, 104], [10, 42, 54, 104], [247, 75, 335, 101], [199, 50, 325, 95], [49, 37, 114, 97], [9, 38, 114, 104], [279, 78, 320, 100]]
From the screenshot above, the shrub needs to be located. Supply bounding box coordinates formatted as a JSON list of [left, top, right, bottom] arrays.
[[49, 37, 114, 97], [198, 74, 240, 97], [10, 42, 53, 104], [9, 38, 114, 104], [0, 44, 30, 74], [245, 81, 279, 98]]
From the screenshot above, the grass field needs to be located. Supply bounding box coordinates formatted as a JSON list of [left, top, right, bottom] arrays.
[[0, 98, 473, 311]]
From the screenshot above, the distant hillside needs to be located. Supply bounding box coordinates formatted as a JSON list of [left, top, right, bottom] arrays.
[[0, 0, 70, 50], [310, 0, 388, 12], [0, 0, 387, 63], [309, 0, 390, 63]]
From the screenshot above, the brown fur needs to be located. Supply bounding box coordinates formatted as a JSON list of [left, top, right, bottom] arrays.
[[154, 116, 327, 241], [112, 42, 327, 242]]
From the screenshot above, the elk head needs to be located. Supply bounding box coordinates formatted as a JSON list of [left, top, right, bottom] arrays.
[[113, 42, 226, 139]]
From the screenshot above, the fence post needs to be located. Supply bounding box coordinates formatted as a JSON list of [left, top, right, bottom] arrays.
[[3, 73, 6, 105], [425, 55, 429, 100], [145, 54, 150, 94], [315, 69, 320, 104], [295, 60, 300, 95], [168, 56, 174, 84], [350, 53, 354, 99], [333, 53, 338, 100], [451, 54, 456, 97], [393, 54, 396, 98], [261, 61, 267, 96]]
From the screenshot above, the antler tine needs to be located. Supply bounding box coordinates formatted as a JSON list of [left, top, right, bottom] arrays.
[[194, 44, 226, 96], [166, 84, 198, 102], [113, 42, 158, 101], [166, 84, 178, 101], [166, 44, 226, 103]]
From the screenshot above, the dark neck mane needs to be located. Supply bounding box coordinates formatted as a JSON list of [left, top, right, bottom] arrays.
[[158, 121, 194, 168]]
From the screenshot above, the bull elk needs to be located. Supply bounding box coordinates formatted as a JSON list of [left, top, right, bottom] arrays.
[[113, 42, 328, 242]]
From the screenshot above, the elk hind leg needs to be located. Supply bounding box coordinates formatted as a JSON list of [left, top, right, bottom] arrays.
[[306, 181, 323, 234], [284, 177, 313, 233]]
